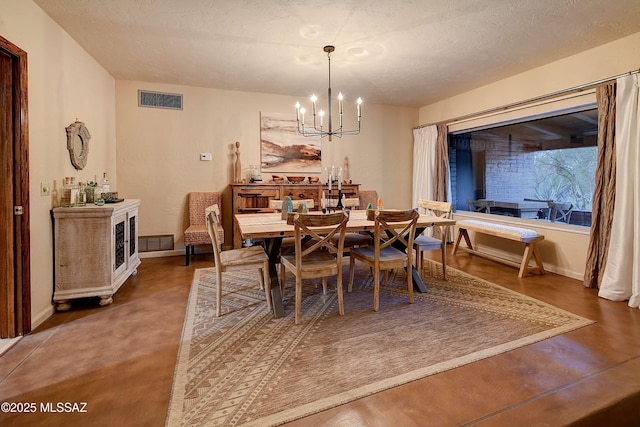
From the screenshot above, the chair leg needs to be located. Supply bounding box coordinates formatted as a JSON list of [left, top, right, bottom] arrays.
[[441, 245, 447, 280], [348, 255, 356, 292], [336, 265, 344, 316], [415, 248, 422, 274], [322, 277, 327, 295], [216, 268, 223, 317], [373, 268, 380, 312], [295, 276, 302, 325], [280, 263, 286, 295], [185, 246, 190, 266], [407, 261, 414, 304], [261, 264, 272, 312]]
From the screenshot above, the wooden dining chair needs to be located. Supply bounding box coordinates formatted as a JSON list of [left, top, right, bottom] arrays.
[[413, 199, 453, 280], [280, 211, 349, 324], [549, 202, 573, 223], [206, 204, 271, 317], [348, 209, 420, 312]]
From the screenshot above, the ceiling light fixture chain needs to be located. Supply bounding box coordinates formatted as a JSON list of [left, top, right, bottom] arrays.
[[295, 45, 362, 141]]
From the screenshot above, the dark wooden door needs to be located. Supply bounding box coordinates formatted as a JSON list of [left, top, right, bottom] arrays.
[[0, 35, 30, 338]]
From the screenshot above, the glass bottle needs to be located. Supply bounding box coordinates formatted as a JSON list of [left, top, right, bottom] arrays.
[[76, 182, 86, 206], [101, 172, 110, 193]]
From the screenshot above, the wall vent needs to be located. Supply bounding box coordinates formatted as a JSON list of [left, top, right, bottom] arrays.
[[139, 235, 174, 252], [138, 90, 183, 110]]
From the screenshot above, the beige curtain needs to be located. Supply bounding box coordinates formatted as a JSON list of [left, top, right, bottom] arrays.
[[434, 124, 450, 203], [583, 83, 616, 289], [434, 124, 451, 240], [412, 125, 438, 208]]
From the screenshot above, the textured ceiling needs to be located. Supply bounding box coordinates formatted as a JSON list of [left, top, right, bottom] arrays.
[[34, 0, 640, 107]]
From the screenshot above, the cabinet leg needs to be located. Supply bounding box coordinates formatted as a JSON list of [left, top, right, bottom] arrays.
[[56, 300, 72, 312], [99, 295, 114, 306]]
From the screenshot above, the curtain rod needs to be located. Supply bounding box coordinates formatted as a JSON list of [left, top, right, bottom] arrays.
[[414, 68, 640, 130]]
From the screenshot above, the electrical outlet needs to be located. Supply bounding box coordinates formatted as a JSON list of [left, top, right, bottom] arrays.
[[40, 182, 51, 196], [200, 153, 212, 161]]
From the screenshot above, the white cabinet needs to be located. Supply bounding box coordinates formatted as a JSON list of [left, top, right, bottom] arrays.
[[52, 199, 141, 311]]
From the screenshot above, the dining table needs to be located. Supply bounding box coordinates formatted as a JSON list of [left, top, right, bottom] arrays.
[[234, 209, 457, 318]]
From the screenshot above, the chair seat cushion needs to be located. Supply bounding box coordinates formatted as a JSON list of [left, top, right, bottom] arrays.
[[333, 232, 371, 247], [220, 246, 267, 267], [413, 235, 441, 250], [351, 246, 407, 263], [184, 225, 224, 246], [282, 250, 338, 274]]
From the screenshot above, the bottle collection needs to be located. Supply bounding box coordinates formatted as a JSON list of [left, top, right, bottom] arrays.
[[56, 172, 111, 207]]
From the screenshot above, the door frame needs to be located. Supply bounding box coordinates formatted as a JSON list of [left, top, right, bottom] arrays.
[[1, 35, 31, 337]]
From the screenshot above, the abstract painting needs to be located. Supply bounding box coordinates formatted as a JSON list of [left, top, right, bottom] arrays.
[[260, 112, 321, 173]]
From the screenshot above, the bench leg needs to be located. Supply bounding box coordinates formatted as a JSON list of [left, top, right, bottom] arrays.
[[532, 243, 545, 275], [518, 242, 545, 278], [452, 229, 472, 255], [518, 245, 533, 278]]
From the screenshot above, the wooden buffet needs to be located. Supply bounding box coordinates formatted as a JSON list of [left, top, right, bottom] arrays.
[[52, 199, 141, 311], [231, 183, 360, 248]]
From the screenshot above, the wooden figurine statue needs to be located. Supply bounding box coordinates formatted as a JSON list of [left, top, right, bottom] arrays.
[[343, 156, 350, 184], [234, 141, 242, 183]]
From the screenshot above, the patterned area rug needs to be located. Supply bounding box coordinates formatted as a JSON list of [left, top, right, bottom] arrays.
[[166, 260, 593, 426]]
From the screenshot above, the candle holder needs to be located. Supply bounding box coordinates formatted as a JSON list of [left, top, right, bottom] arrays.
[[323, 189, 344, 213]]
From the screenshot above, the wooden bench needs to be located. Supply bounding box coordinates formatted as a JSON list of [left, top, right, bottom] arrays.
[[452, 219, 545, 278]]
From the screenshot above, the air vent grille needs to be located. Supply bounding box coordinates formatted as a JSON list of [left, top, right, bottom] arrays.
[[138, 90, 183, 110], [139, 235, 174, 252]]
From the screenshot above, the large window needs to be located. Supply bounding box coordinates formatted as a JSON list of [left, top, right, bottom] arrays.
[[449, 106, 598, 226]]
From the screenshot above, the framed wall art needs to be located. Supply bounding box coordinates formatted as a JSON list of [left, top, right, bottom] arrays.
[[260, 112, 321, 173]]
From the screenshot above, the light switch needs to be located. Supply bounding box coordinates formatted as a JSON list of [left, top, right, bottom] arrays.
[[200, 153, 212, 161], [40, 182, 51, 196]]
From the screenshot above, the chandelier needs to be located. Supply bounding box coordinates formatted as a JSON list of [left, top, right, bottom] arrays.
[[295, 45, 362, 141]]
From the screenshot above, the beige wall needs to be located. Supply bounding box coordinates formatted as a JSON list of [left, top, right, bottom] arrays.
[[419, 32, 640, 279], [115, 81, 418, 252], [1, 0, 116, 327]]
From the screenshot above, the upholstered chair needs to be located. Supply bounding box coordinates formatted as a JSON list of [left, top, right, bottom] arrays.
[[184, 192, 223, 265]]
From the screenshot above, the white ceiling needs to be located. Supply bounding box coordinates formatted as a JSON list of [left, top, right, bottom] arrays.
[[34, 0, 640, 108]]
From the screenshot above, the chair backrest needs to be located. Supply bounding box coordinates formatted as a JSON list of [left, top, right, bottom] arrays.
[[418, 199, 452, 240], [551, 202, 573, 223], [292, 212, 349, 263], [358, 190, 378, 210], [342, 198, 360, 209], [268, 198, 315, 212], [206, 204, 223, 267], [418, 199, 452, 219], [189, 192, 222, 226], [372, 209, 420, 259], [468, 199, 493, 213]]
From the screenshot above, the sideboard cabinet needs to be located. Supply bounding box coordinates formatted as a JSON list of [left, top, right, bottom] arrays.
[[52, 199, 141, 311], [231, 183, 359, 248]]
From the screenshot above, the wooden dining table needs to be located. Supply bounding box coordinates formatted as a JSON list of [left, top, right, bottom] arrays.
[[234, 210, 456, 318]]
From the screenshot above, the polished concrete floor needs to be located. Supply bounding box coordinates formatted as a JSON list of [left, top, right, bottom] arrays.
[[1, 249, 639, 426]]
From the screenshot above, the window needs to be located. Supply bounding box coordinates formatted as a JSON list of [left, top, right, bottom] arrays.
[[449, 106, 597, 226]]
